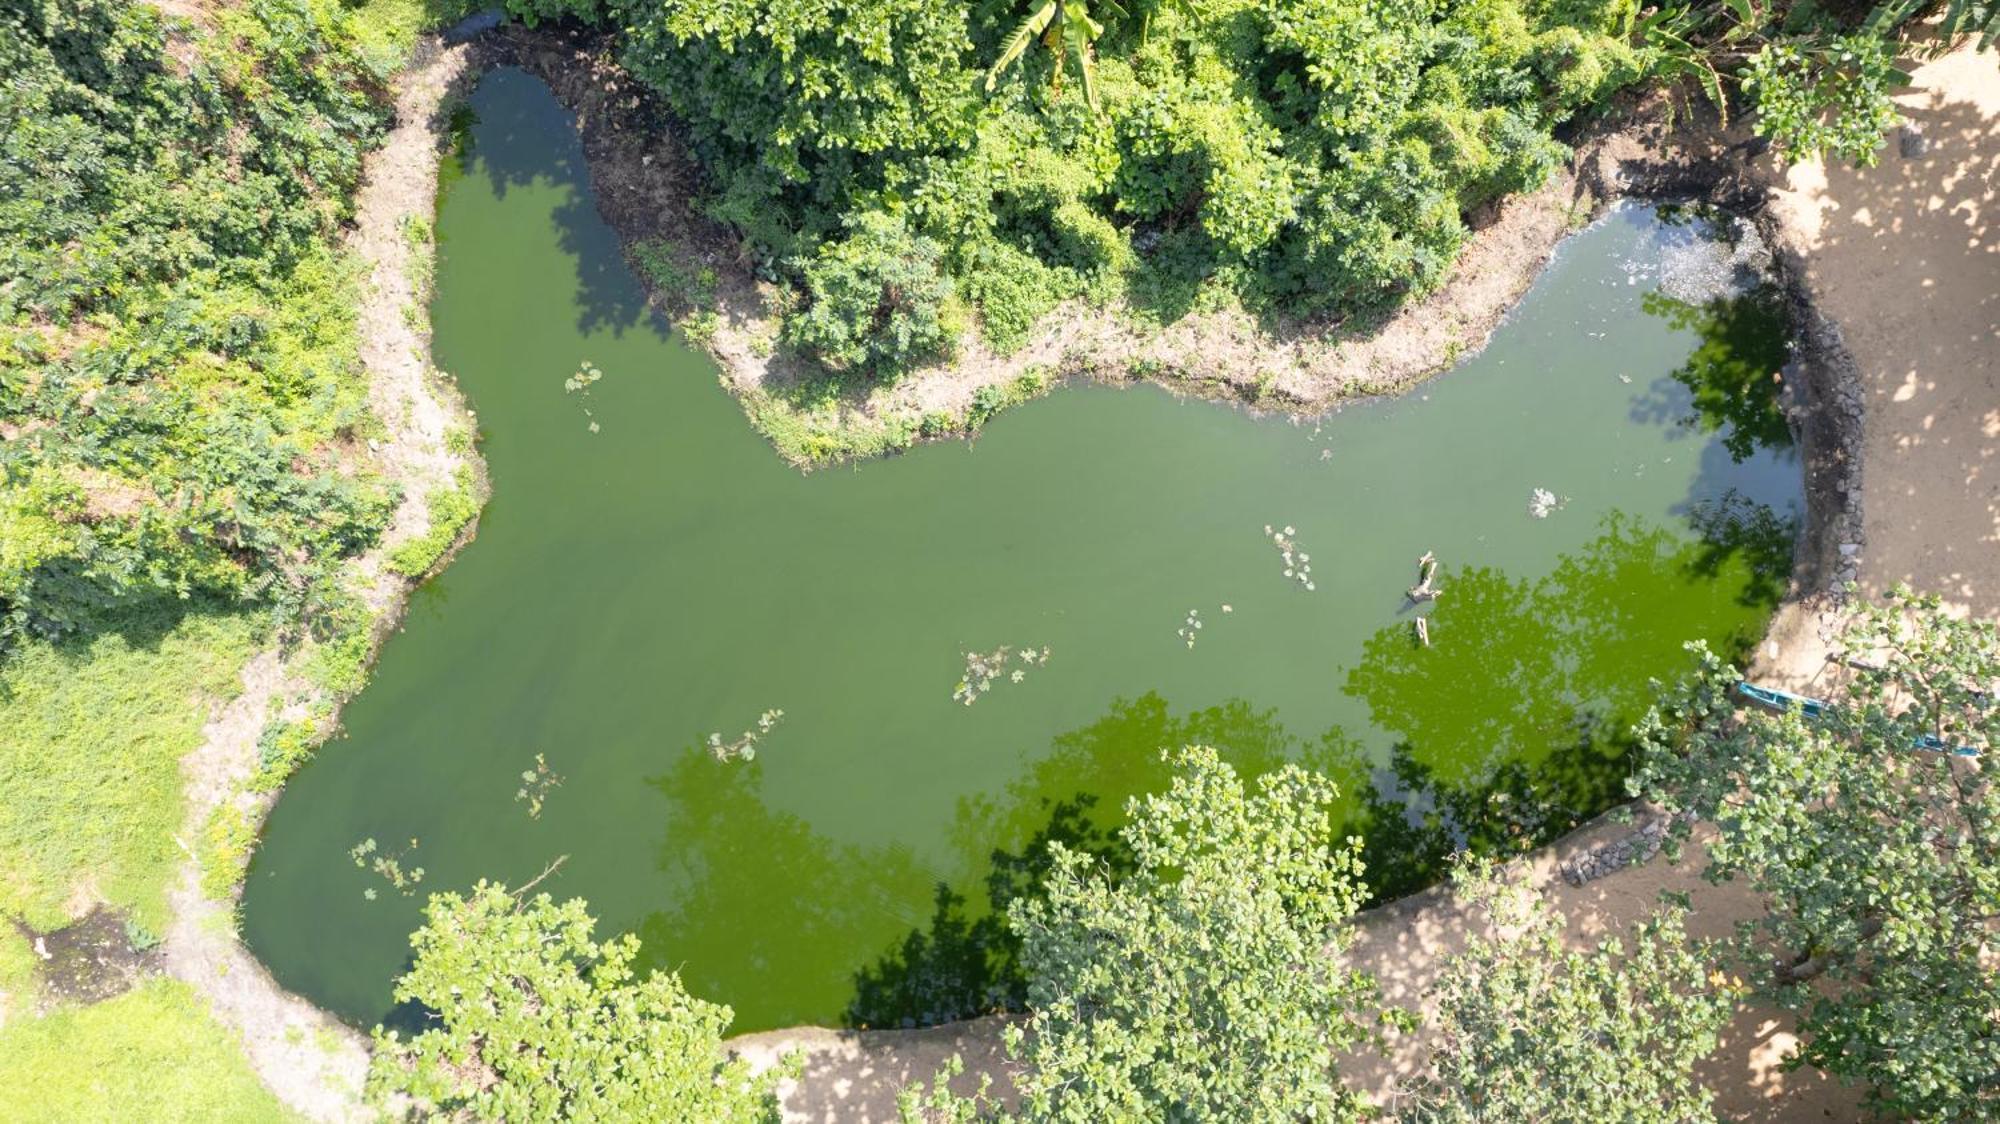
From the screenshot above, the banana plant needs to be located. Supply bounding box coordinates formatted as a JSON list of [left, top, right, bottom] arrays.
[[986, 0, 1123, 112], [1636, 0, 1767, 127]]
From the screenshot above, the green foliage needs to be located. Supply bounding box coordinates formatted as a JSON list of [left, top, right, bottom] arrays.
[[579, 0, 1643, 370], [785, 211, 957, 376], [0, 0, 405, 649], [903, 746, 1378, 1122], [198, 801, 259, 904], [0, 979, 295, 1123], [1631, 588, 2000, 1121], [1742, 33, 1902, 165], [369, 882, 789, 1121], [988, 0, 1110, 111], [1396, 857, 1734, 1122], [0, 601, 257, 931], [387, 468, 481, 578], [615, 0, 975, 203], [252, 710, 330, 792], [1635, 0, 2000, 170]]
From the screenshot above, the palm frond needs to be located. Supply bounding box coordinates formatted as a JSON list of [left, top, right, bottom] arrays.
[[986, 0, 1060, 91]]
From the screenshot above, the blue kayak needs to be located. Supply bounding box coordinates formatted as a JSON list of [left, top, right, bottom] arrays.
[[1735, 680, 1980, 757]]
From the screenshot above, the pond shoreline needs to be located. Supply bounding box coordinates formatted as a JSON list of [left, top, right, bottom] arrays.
[[160, 33, 487, 1124], [468, 17, 1863, 617], [187, 17, 1875, 1123]]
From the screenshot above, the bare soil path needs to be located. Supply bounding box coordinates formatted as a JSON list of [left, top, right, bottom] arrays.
[[161, 35, 479, 1123]]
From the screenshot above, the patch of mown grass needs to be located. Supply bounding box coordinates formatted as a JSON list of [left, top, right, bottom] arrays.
[[0, 978, 295, 1123], [0, 602, 258, 933], [0, 929, 35, 1015]]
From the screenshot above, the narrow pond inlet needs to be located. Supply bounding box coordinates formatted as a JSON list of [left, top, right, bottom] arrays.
[[241, 68, 1804, 1034]]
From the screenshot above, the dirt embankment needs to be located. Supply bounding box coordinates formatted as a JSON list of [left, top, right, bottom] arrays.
[[467, 23, 1856, 466], [161, 33, 486, 1123]]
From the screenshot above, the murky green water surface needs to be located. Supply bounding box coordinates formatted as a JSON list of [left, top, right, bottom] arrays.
[[242, 70, 1801, 1032]]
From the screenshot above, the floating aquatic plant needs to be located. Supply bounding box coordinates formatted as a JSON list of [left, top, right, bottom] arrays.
[[1177, 609, 1203, 650], [349, 837, 424, 900], [1263, 525, 1316, 591], [564, 360, 604, 433], [515, 753, 564, 819], [707, 708, 785, 762], [953, 645, 1051, 705]]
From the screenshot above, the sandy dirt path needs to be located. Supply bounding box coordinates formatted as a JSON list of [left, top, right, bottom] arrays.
[[737, 39, 2000, 1124], [1765, 44, 2000, 620], [161, 34, 478, 1123]]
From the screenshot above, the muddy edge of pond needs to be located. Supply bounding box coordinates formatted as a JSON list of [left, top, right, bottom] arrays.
[[464, 19, 1861, 611]]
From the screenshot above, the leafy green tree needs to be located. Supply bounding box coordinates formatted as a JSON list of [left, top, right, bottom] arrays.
[[900, 745, 1380, 1122], [1395, 857, 1734, 1123], [369, 881, 790, 1122], [1631, 587, 2000, 1120], [1741, 31, 1904, 165], [785, 211, 958, 376], [0, 0, 399, 648]]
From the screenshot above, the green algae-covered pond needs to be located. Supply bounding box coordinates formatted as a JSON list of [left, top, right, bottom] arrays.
[[242, 69, 1803, 1033]]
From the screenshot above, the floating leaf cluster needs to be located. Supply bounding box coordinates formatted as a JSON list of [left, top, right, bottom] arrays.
[[349, 837, 425, 901], [707, 708, 785, 762], [515, 753, 564, 819], [564, 360, 605, 433], [953, 645, 1051, 705], [1177, 609, 1204, 650], [1264, 525, 1316, 592]]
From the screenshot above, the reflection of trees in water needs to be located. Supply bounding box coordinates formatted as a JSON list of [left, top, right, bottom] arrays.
[[845, 694, 1360, 1030], [1637, 284, 1793, 464], [1348, 515, 1681, 785], [635, 749, 937, 1030], [1684, 489, 1797, 610], [1341, 513, 1787, 899], [646, 514, 1793, 1030], [1351, 735, 1628, 905]]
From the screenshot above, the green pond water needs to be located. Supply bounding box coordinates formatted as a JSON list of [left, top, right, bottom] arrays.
[[242, 69, 1803, 1033]]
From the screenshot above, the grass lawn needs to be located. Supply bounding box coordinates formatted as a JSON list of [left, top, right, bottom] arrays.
[[0, 602, 258, 933], [0, 977, 293, 1123]]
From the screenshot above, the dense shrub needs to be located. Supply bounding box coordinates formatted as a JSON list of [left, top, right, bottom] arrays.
[[784, 212, 958, 374], [516, 0, 1640, 374], [518, 0, 1961, 378], [0, 0, 401, 648]]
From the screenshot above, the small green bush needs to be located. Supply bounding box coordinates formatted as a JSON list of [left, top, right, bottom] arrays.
[[388, 468, 481, 579], [784, 211, 956, 377]]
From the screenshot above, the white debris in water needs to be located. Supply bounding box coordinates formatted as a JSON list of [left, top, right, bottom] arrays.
[[1528, 488, 1564, 519], [1265, 525, 1316, 591], [1177, 609, 1203, 650], [1618, 210, 1775, 304], [953, 646, 1050, 704]]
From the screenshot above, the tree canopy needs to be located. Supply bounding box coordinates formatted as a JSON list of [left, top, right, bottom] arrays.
[[901, 744, 1380, 1122], [0, 0, 403, 648], [498, 0, 1990, 380], [1632, 587, 2000, 1120], [368, 880, 790, 1121], [1394, 858, 1734, 1123]]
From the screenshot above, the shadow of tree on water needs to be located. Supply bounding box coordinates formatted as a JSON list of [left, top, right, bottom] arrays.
[[1633, 284, 1794, 465], [842, 694, 1303, 1030]]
